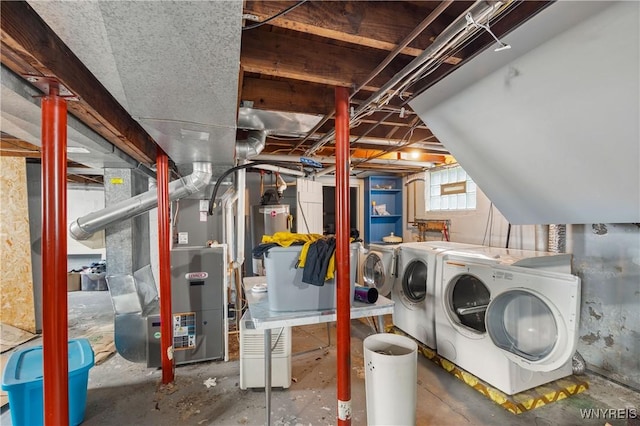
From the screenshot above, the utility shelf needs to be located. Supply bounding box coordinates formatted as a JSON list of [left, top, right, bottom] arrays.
[[364, 176, 403, 245]]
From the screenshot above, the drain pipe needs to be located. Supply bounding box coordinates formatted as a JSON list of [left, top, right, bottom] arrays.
[[70, 162, 213, 240], [222, 186, 239, 268], [234, 130, 267, 269]]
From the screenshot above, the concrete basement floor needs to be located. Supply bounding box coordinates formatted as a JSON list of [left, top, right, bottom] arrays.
[[2, 291, 639, 425]]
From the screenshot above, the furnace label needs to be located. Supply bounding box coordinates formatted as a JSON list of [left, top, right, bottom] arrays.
[[173, 312, 196, 350]]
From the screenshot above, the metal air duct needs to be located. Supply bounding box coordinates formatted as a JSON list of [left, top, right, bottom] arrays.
[[70, 162, 213, 240], [235, 130, 267, 160]]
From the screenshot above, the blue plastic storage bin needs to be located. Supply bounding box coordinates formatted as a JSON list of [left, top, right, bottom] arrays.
[[1, 338, 95, 426]]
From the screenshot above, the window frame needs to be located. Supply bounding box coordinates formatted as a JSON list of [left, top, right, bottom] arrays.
[[426, 165, 477, 212]]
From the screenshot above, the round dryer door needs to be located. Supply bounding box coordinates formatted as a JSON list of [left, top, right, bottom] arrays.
[[447, 274, 490, 334], [486, 289, 574, 372], [362, 252, 392, 296], [401, 260, 427, 303]]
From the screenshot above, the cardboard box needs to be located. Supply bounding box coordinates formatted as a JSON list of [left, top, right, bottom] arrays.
[[67, 273, 81, 292]]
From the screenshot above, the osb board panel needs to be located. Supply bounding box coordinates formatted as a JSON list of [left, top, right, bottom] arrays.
[[0, 157, 36, 333], [0, 322, 37, 353]]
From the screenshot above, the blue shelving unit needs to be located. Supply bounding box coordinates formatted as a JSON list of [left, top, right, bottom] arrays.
[[364, 176, 403, 244]]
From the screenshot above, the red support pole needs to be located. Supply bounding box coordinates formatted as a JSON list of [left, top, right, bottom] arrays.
[[157, 149, 175, 384], [41, 84, 69, 426], [335, 86, 351, 425]]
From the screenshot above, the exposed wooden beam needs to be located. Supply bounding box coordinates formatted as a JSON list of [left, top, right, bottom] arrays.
[[350, 148, 445, 164], [243, 0, 463, 64], [0, 1, 157, 165], [67, 174, 104, 185], [241, 29, 410, 91], [321, 122, 435, 142], [0, 138, 40, 158], [241, 76, 335, 115]]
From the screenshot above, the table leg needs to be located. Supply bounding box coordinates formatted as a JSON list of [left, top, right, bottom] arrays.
[[264, 329, 272, 426], [376, 315, 385, 333], [326, 322, 331, 346]]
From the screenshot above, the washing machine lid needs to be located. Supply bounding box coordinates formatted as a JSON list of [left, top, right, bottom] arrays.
[[485, 266, 581, 372], [362, 251, 394, 296]]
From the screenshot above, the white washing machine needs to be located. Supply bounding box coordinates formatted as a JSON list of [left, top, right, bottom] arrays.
[[360, 243, 401, 297], [392, 241, 479, 348], [434, 249, 580, 395]]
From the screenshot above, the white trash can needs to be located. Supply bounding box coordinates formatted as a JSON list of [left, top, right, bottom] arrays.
[[363, 333, 417, 425]]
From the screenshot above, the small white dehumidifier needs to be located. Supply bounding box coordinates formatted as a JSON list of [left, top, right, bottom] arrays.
[[239, 311, 292, 389]]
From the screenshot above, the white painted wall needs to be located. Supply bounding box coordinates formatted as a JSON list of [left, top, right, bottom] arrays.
[[67, 186, 106, 258], [403, 173, 537, 249]]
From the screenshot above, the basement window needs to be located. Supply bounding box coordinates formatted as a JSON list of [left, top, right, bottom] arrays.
[[427, 165, 476, 211]]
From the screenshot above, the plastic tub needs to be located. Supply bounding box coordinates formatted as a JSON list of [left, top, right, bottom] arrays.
[[264, 242, 357, 311], [1, 338, 95, 426]]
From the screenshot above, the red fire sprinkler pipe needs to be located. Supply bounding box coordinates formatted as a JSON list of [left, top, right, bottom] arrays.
[[335, 86, 351, 425], [156, 149, 174, 384], [41, 83, 69, 425]]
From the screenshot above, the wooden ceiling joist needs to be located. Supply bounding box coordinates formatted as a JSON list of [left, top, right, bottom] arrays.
[[243, 0, 464, 64], [241, 28, 411, 91], [241, 76, 335, 115], [0, 1, 157, 165]]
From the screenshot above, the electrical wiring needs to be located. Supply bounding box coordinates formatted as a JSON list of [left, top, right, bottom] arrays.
[[300, 1, 515, 156], [242, 0, 308, 31], [207, 160, 307, 215], [351, 121, 426, 167]]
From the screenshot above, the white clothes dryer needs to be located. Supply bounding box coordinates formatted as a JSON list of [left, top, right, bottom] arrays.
[[442, 245, 574, 273], [435, 251, 580, 395], [360, 243, 401, 297], [393, 241, 479, 348]]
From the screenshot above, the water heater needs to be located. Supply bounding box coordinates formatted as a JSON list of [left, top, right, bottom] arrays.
[[250, 203, 290, 275]]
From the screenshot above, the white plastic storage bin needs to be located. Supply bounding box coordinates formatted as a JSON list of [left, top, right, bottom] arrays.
[[264, 243, 358, 311], [239, 312, 291, 389]]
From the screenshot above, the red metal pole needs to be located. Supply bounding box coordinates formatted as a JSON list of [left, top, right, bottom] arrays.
[[157, 149, 174, 383], [41, 84, 69, 426], [335, 86, 351, 425]]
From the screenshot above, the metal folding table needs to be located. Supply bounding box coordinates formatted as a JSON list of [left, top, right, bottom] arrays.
[[242, 276, 394, 425]]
